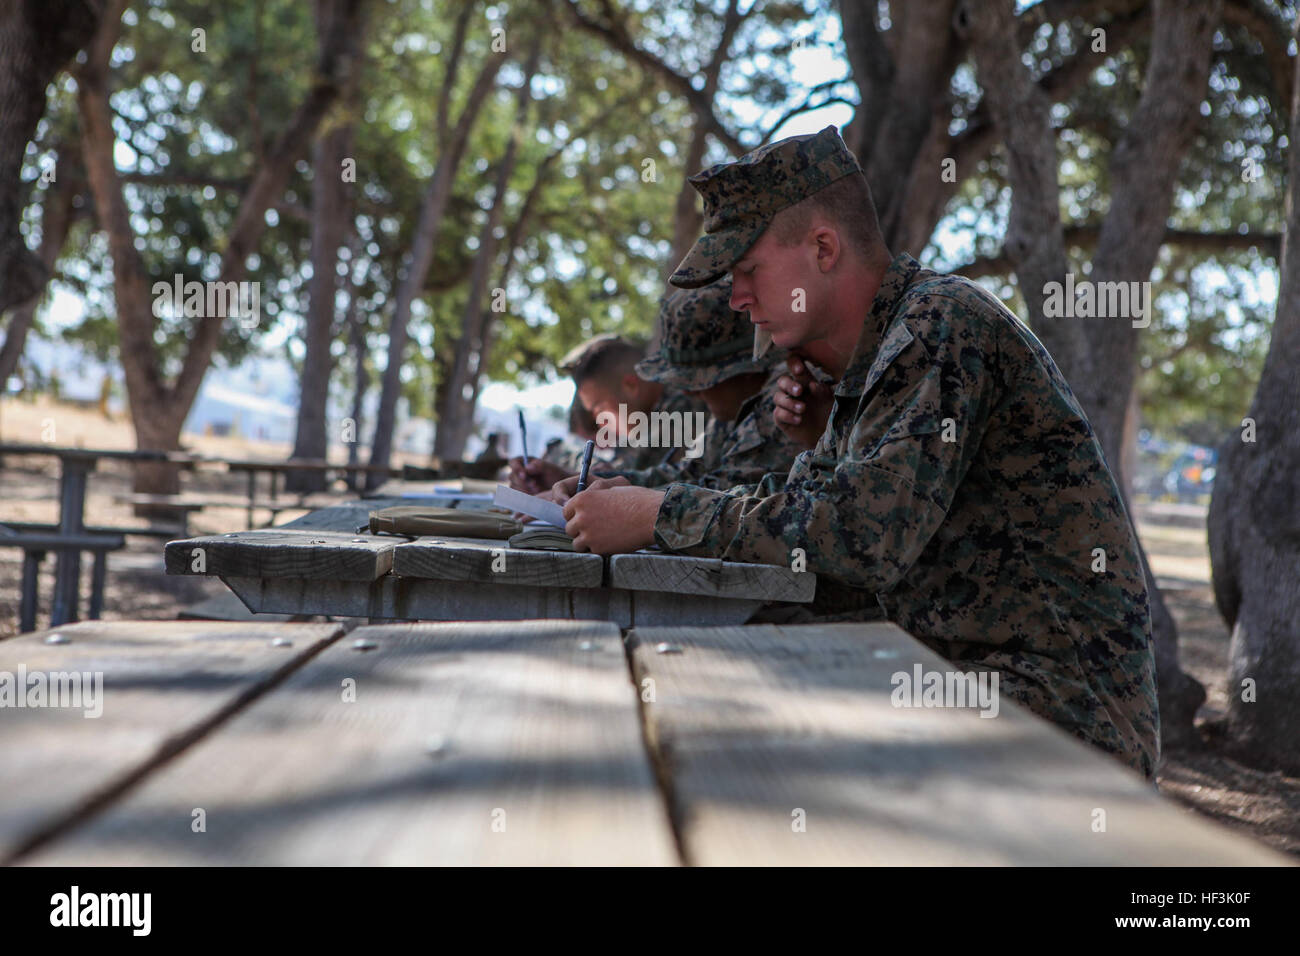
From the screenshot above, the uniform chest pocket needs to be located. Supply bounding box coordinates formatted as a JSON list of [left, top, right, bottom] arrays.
[[872, 370, 946, 446], [833, 321, 939, 455], [842, 362, 948, 465]]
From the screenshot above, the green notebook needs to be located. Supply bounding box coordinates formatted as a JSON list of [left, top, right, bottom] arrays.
[[507, 525, 576, 551], [368, 505, 521, 538]]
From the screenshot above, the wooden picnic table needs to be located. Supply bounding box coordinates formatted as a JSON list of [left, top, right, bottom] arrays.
[[0, 442, 199, 625], [165, 495, 815, 627], [0, 618, 1289, 865]]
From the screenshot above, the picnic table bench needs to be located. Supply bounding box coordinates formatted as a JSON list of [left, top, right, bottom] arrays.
[[0, 442, 200, 628], [115, 491, 344, 533], [0, 618, 1288, 865], [164, 495, 815, 627]]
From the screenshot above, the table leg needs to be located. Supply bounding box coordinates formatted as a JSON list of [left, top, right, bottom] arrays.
[[246, 470, 256, 530], [89, 549, 109, 619], [20, 549, 43, 633], [51, 460, 90, 626], [268, 470, 280, 526]]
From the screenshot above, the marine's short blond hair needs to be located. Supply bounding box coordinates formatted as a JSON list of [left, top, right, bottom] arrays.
[[769, 170, 886, 259]]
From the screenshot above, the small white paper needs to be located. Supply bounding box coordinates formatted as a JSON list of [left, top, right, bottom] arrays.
[[492, 484, 567, 528]]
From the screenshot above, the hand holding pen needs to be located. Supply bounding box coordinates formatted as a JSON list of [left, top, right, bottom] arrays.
[[575, 439, 595, 494], [517, 409, 530, 466]]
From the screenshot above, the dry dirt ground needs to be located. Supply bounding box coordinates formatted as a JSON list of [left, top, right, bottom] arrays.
[[1134, 512, 1300, 860], [2, 396, 1297, 861]]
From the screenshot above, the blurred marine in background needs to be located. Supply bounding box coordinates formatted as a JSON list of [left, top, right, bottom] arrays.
[[549, 276, 806, 497]]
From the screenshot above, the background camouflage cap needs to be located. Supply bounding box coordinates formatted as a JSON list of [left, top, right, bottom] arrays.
[[669, 125, 863, 289], [635, 277, 780, 390], [558, 332, 638, 376]]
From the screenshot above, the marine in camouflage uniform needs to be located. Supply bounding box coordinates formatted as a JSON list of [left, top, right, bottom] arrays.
[[607, 385, 708, 471], [600, 277, 804, 490], [556, 334, 708, 472], [543, 395, 599, 472], [655, 126, 1161, 779]]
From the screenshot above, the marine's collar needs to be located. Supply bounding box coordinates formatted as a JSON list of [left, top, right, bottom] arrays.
[[835, 253, 926, 396]]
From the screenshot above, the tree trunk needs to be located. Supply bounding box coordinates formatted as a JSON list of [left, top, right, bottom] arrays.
[[1085, 0, 1222, 474], [0, 157, 80, 388], [433, 37, 541, 462], [1206, 18, 1300, 774], [366, 7, 505, 486], [863, 0, 960, 252], [78, 0, 170, 500], [1081, 0, 1223, 748], [666, 0, 743, 274], [344, 261, 367, 488], [75, 0, 364, 498], [841, 2, 1149, 258], [957, 0, 1089, 386], [287, 112, 358, 492], [669, 116, 709, 275], [0, 0, 99, 314]]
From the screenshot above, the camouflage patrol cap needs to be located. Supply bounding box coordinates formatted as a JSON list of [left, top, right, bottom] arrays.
[[635, 277, 777, 391], [558, 333, 626, 375], [669, 125, 863, 289]]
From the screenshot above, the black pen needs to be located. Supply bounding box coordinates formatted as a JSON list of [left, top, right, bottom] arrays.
[[517, 409, 529, 466], [576, 439, 595, 493]]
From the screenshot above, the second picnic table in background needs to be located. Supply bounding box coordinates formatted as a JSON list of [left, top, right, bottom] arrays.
[[222, 457, 400, 528], [0, 442, 199, 627]]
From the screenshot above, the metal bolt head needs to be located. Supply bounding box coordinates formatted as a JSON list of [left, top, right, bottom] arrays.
[[44, 633, 70, 645], [872, 648, 899, 659], [270, 637, 293, 648], [352, 638, 378, 652], [655, 642, 683, 655], [578, 640, 600, 651], [225, 533, 239, 538], [424, 734, 450, 757]]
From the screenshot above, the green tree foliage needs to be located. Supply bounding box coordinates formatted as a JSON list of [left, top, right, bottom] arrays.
[[926, 7, 1290, 452], [11, 0, 1291, 462]]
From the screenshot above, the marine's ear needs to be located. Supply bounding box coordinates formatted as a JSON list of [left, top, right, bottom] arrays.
[[812, 224, 842, 274]]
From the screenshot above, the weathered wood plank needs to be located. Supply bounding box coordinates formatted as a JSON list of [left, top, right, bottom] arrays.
[[223, 575, 580, 621], [22, 621, 679, 866], [0, 620, 343, 864], [165, 530, 395, 580], [176, 590, 295, 623], [393, 536, 604, 588], [221, 575, 759, 626], [610, 552, 814, 603], [628, 622, 1292, 866], [629, 592, 762, 628]]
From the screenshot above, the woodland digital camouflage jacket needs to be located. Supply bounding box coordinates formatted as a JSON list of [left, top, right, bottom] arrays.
[[606, 367, 804, 491], [653, 253, 1161, 779]]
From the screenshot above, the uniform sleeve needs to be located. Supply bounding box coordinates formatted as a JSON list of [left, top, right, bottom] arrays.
[[653, 302, 999, 592]]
